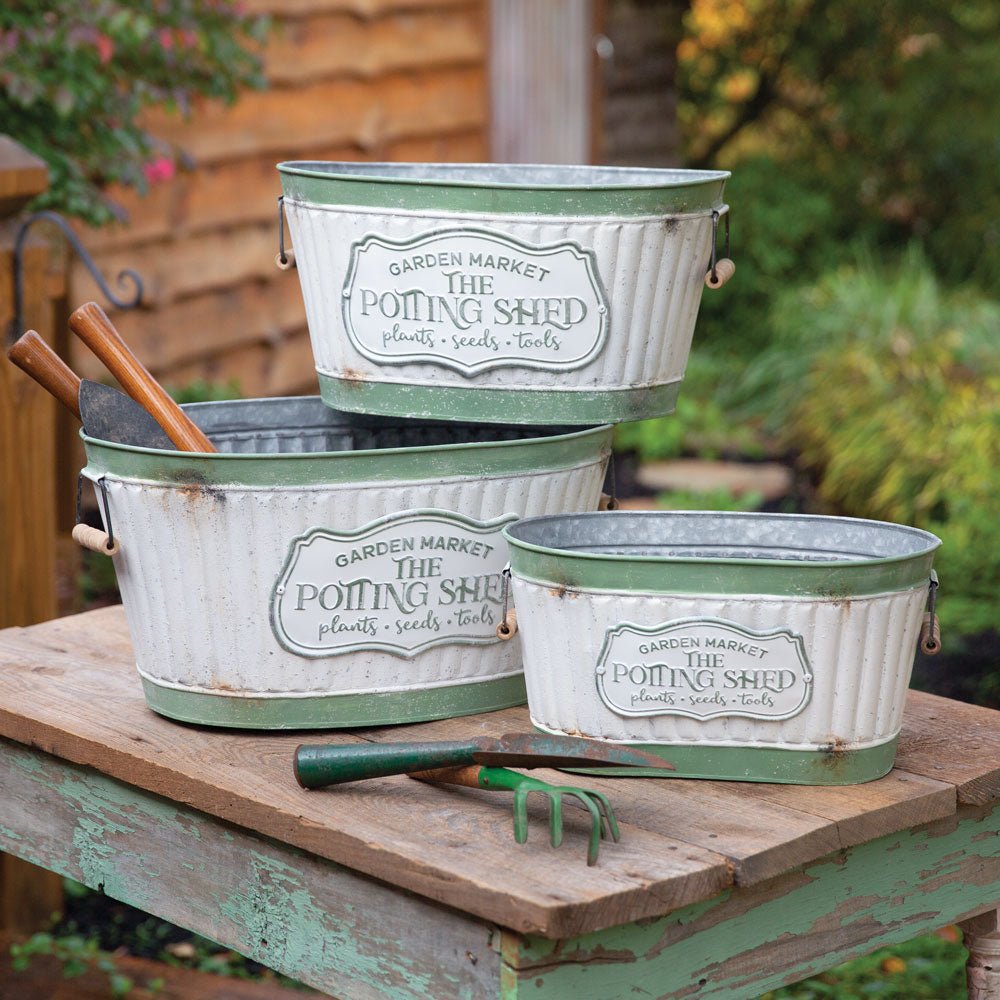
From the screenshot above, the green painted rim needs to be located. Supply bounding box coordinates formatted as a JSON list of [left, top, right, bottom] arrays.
[[278, 162, 729, 216], [319, 373, 682, 426], [544, 729, 900, 785], [504, 512, 940, 597], [81, 421, 612, 486], [141, 673, 527, 730]]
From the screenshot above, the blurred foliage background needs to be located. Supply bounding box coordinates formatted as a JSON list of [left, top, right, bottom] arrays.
[[620, 0, 998, 694]]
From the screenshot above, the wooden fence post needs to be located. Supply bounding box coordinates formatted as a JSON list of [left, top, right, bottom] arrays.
[[0, 135, 68, 934]]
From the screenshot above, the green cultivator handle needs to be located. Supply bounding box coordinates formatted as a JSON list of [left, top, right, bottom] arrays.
[[294, 734, 670, 789]]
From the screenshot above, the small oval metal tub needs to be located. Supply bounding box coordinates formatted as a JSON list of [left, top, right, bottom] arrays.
[[80, 397, 611, 729], [503, 511, 941, 784], [277, 162, 731, 425]]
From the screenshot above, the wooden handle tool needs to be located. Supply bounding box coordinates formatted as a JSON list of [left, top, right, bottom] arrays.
[[7, 330, 82, 419], [68, 302, 216, 453]]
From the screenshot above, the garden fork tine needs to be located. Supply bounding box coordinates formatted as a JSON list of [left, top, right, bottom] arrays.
[[511, 778, 621, 866], [410, 765, 622, 866]]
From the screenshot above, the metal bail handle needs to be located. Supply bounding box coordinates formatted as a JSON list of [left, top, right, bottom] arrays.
[[73, 475, 119, 556], [705, 208, 735, 289], [496, 566, 518, 639], [275, 196, 296, 270], [919, 570, 941, 655], [599, 450, 620, 511]]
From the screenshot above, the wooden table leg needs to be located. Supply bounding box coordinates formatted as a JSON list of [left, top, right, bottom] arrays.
[[962, 910, 1000, 1000], [0, 855, 64, 934]]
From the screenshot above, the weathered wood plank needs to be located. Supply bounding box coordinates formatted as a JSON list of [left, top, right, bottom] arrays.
[[710, 768, 956, 850], [502, 806, 1000, 999], [357, 700, 958, 885], [162, 326, 319, 398], [80, 125, 486, 256], [265, 6, 484, 85], [70, 222, 276, 309], [895, 691, 1000, 806], [0, 150, 67, 937], [69, 279, 307, 381], [0, 855, 64, 936], [143, 68, 485, 164], [246, 0, 475, 17], [0, 612, 733, 938], [0, 136, 48, 213], [385, 127, 487, 163], [0, 739, 502, 1000]]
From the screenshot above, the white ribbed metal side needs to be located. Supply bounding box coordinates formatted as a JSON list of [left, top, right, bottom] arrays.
[[285, 201, 712, 391], [509, 580, 927, 750], [99, 461, 604, 697]]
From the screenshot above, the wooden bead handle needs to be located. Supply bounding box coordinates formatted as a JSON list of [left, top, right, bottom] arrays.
[[72, 523, 120, 556], [7, 330, 82, 419], [919, 612, 941, 655], [496, 609, 518, 640], [705, 258, 736, 289], [68, 302, 216, 453]]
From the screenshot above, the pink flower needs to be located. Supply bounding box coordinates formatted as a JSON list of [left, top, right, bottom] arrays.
[[95, 32, 113, 64], [143, 156, 176, 184], [158, 27, 174, 51]]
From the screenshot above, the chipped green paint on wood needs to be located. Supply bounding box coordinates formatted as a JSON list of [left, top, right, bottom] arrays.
[[0, 738, 501, 999], [500, 807, 1000, 999]]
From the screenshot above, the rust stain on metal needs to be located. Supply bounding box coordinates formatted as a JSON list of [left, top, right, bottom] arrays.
[[819, 735, 852, 771], [167, 469, 228, 506], [340, 368, 369, 384]]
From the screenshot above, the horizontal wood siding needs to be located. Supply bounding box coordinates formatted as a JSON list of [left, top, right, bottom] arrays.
[[70, 0, 488, 400], [601, 0, 684, 167]]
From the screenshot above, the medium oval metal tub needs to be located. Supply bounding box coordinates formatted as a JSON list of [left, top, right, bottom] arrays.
[[504, 511, 941, 784], [278, 162, 730, 425], [81, 397, 611, 729]]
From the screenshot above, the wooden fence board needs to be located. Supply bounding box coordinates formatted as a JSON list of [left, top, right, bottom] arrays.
[[143, 68, 485, 164], [265, 5, 484, 84]]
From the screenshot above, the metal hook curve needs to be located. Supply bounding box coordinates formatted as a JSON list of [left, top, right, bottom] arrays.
[[10, 210, 144, 346]]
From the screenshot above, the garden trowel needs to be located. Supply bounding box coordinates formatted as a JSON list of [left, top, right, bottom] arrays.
[[294, 734, 672, 788], [7, 329, 175, 449]]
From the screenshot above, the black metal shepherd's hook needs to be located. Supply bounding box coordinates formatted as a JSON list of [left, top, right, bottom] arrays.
[[7, 210, 144, 346]]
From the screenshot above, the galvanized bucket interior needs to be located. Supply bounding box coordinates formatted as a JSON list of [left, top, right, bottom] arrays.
[[505, 511, 940, 565], [179, 396, 588, 455], [278, 161, 730, 193]]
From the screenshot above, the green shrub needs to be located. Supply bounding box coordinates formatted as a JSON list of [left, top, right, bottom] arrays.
[[0, 2, 267, 226], [748, 250, 999, 637], [614, 352, 768, 461]]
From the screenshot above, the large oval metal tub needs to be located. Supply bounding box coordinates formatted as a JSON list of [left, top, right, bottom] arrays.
[[81, 398, 611, 729], [504, 511, 941, 784], [278, 162, 730, 425]]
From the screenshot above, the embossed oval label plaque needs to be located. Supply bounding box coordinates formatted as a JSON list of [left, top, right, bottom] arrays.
[[342, 227, 610, 375], [596, 618, 813, 721], [272, 509, 518, 658]]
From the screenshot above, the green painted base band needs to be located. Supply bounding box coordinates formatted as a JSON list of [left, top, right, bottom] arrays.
[[545, 731, 900, 785], [319, 373, 682, 425], [141, 674, 527, 730]]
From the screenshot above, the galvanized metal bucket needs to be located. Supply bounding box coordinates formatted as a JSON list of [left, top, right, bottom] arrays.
[[277, 162, 731, 425], [80, 397, 611, 729], [503, 511, 941, 784]]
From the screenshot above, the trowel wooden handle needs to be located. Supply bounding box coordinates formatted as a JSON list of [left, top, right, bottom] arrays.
[[408, 765, 484, 789], [7, 330, 82, 419], [68, 302, 216, 453]]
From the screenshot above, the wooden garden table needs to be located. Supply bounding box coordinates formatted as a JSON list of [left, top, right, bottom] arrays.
[[0, 606, 998, 1000]]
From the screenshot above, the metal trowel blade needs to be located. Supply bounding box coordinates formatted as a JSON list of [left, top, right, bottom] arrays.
[[79, 379, 177, 450]]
